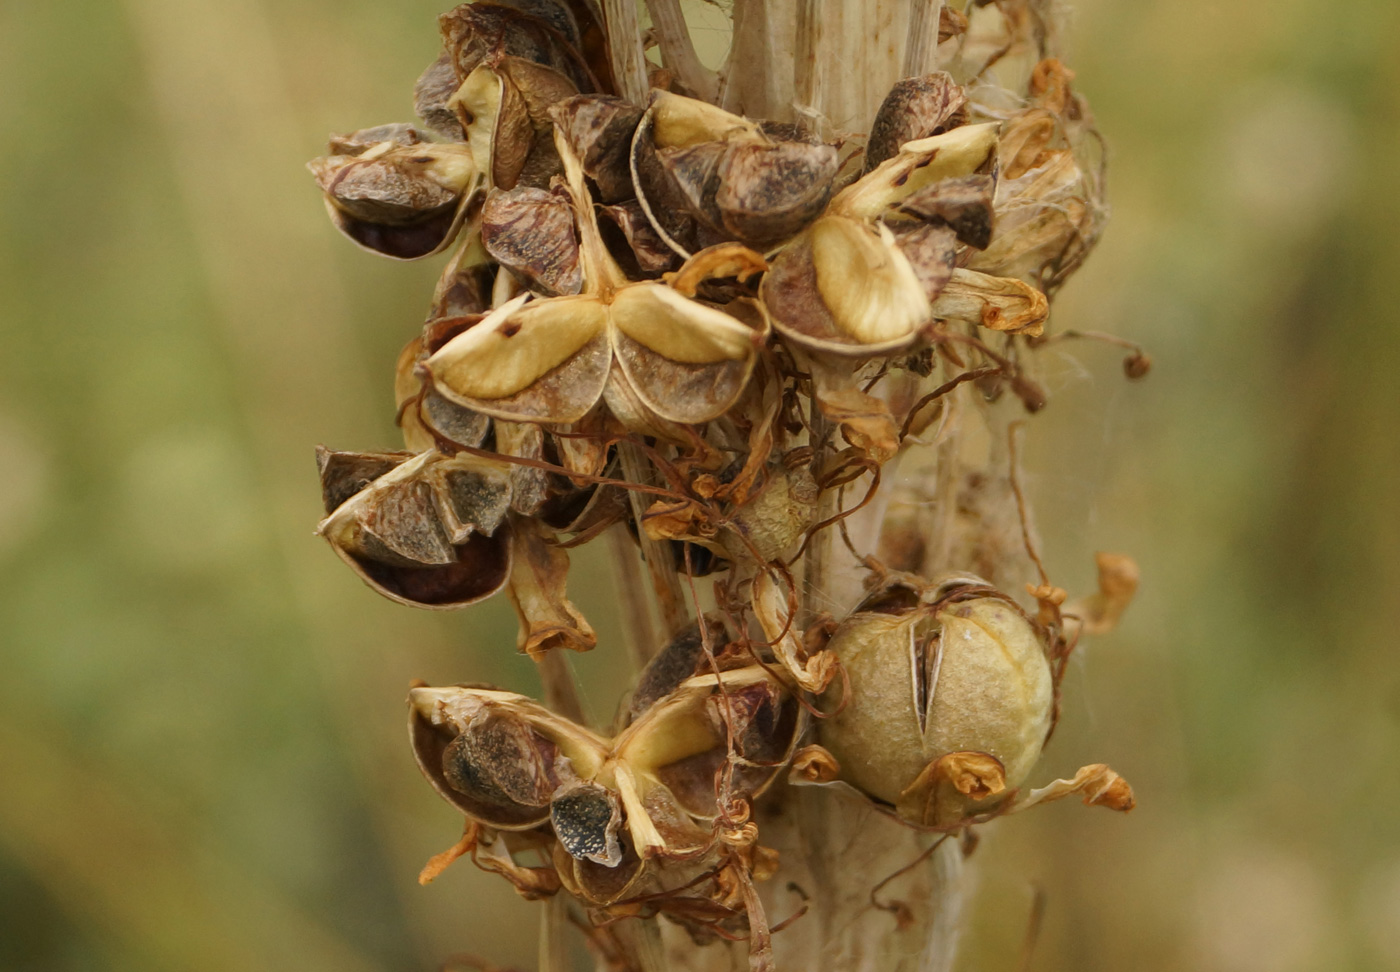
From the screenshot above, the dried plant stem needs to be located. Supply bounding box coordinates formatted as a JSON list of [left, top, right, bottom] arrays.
[[604, 0, 651, 103], [540, 895, 571, 972], [641, 0, 717, 101], [608, 522, 661, 671], [903, 0, 944, 78], [533, 649, 586, 725], [792, 0, 823, 132], [618, 440, 690, 637]]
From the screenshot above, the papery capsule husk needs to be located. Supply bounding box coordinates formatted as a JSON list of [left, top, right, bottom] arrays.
[[423, 256, 768, 429], [864, 72, 970, 173], [506, 513, 597, 654], [550, 94, 644, 203], [439, 0, 591, 90], [481, 186, 583, 296], [410, 684, 606, 828], [308, 132, 480, 260], [316, 448, 512, 609], [415, 50, 468, 141]]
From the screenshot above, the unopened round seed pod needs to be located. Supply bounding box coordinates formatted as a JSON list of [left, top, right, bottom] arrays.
[[819, 576, 1054, 828]]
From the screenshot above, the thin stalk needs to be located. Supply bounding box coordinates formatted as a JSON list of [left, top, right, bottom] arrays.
[[608, 521, 660, 671], [903, 0, 944, 78], [604, 0, 651, 104], [540, 895, 571, 972], [618, 440, 691, 638], [793, 0, 823, 132], [641, 0, 717, 101], [534, 649, 586, 726]]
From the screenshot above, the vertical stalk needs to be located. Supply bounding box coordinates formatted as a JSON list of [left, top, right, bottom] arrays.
[[608, 522, 660, 671], [533, 650, 586, 726], [603, 0, 651, 104], [641, 0, 718, 101], [903, 0, 945, 78], [793, 0, 823, 132], [618, 440, 691, 639]]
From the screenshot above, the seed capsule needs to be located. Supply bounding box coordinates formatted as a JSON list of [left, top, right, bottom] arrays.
[[315, 448, 512, 609], [820, 576, 1054, 828], [308, 128, 480, 260]]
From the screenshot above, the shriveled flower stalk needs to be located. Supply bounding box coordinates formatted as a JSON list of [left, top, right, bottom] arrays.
[[307, 1, 1144, 969]]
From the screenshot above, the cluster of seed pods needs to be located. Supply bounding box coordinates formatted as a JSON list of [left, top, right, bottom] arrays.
[[309, 0, 1141, 964]]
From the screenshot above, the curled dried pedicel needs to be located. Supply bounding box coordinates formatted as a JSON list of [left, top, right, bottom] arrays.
[[308, 129, 480, 259], [865, 73, 969, 173], [315, 448, 512, 609], [818, 574, 1055, 828]]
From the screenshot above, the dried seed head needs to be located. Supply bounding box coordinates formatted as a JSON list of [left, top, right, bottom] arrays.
[[631, 92, 837, 255], [763, 216, 932, 353], [819, 576, 1055, 828], [308, 134, 479, 260]]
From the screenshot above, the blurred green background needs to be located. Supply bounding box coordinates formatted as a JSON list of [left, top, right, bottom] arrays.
[[2, 0, 1398, 969]]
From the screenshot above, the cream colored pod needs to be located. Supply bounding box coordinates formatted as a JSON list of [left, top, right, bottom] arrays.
[[820, 576, 1054, 829]]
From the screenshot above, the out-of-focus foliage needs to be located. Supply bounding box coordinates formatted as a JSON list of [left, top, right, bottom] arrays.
[[0, 1, 1396, 971]]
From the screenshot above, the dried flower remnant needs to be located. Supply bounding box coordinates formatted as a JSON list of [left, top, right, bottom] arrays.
[[306, 2, 1145, 968]]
